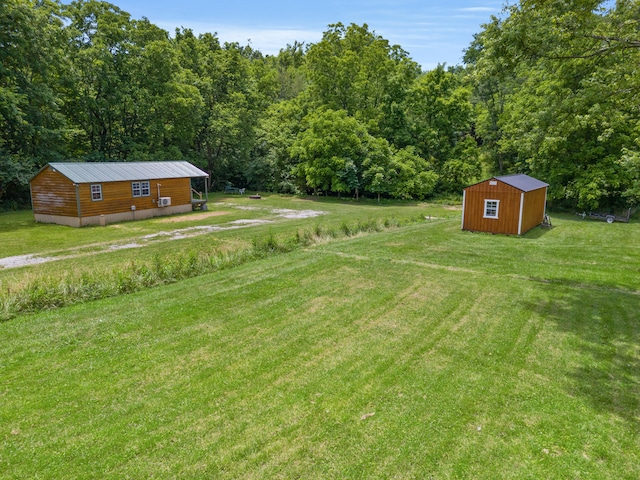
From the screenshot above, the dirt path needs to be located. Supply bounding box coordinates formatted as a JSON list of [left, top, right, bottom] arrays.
[[157, 211, 230, 223], [0, 207, 327, 270]]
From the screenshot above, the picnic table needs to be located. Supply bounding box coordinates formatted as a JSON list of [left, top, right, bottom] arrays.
[[224, 185, 245, 194]]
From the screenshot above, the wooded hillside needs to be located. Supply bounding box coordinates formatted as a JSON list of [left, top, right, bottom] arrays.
[[1, 0, 638, 209]]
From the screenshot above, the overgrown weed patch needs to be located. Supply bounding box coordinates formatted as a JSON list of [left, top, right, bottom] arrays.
[[0, 215, 423, 321]]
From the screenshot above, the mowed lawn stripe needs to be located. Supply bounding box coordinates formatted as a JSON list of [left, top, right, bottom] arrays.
[[1, 221, 639, 478], [317, 217, 640, 292]]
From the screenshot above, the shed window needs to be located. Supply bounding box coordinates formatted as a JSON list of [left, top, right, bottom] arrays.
[[484, 199, 499, 218], [91, 184, 103, 201], [132, 181, 150, 198]]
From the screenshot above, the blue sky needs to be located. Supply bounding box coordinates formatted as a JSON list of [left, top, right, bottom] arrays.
[[112, 0, 505, 70]]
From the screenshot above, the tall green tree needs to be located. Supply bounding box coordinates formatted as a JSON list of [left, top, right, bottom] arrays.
[[402, 65, 478, 191], [130, 36, 203, 158], [468, 0, 640, 208], [290, 108, 438, 199], [290, 109, 371, 195], [254, 98, 309, 193], [464, 19, 516, 175], [0, 0, 69, 206], [305, 23, 420, 136], [361, 136, 394, 202], [270, 42, 307, 101], [386, 146, 439, 200], [62, 1, 202, 161], [62, 0, 140, 159], [190, 39, 276, 189], [405, 66, 468, 162]]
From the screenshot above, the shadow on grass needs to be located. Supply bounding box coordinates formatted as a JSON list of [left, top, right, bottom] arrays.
[[525, 284, 640, 426], [521, 225, 553, 239], [294, 195, 428, 208], [0, 211, 38, 233]]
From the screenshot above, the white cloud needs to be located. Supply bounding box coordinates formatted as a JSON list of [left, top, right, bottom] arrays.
[[157, 21, 323, 55], [154, 12, 478, 68], [457, 7, 498, 12], [215, 27, 322, 53]]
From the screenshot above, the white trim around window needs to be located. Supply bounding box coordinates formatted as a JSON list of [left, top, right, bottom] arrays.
[[484, 199, 499, 219], [91, 184, 103, 201], [132, 180, 150, 198]]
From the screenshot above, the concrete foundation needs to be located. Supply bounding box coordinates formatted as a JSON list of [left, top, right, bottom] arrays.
[[34, 204, 192, 227]]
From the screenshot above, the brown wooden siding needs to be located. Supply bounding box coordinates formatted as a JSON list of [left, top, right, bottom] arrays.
[[79, 177, 192, 217], [463, 179, 547, 235], [31, 167, 78, 217], [31, 165, 194, 221], [463, 180, 522, 235], [520, 187, 547, 234]]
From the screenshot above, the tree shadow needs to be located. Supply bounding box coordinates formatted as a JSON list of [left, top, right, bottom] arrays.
[[296, 195, 425, 208], [524, 283, 640, 426], [0, 213, 39, 234]]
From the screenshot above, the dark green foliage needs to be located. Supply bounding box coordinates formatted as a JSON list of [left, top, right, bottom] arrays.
[[2, 0, 635, 208], [467, 0, 640, 209], [0, 0, 70, 198], [0, 155, 36, 208]]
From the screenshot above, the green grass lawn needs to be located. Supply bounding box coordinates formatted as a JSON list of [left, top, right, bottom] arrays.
[[0, 194, 443, 286], [1, 199, 638, 478], [0, 194, 443, 257]]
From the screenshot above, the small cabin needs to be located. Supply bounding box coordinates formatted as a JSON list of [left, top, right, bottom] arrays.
[[462, 174, 548, 235], [30, 161, 208, 227]]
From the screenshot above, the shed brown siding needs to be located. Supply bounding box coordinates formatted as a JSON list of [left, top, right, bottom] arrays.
[[463, 180, 522, 235], [520, 187, 547, 234], [78, 177, 191, 217], [31, 163, 198, 226], [31, 167, 78, 217]]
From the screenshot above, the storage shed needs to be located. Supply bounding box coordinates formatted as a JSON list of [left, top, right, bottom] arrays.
[[462, 174, 548, 235], [30, 161, 208, 227]]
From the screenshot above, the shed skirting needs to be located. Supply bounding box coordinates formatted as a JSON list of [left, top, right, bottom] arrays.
[[35, 204, 192, 227]]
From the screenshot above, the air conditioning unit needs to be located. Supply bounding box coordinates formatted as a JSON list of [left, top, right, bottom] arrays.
[[158, 197, 171, 207]]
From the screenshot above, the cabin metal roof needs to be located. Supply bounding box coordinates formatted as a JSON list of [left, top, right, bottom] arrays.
[[45, 161, 208, 184], [495, 174, 548, 192]]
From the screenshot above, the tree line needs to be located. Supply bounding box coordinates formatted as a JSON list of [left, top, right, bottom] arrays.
[[1, 0, 638, 210]]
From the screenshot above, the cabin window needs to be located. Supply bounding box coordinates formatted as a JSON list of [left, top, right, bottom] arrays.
[[91, 184, 103, 201], [132, 181, 150, 197], [484, 199, 499, 218]]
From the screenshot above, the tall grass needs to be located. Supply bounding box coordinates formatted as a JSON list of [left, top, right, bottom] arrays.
[[0, 216, 426, 321]]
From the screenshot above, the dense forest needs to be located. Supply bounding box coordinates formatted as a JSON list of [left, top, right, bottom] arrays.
[[1, 0, 638, 209]]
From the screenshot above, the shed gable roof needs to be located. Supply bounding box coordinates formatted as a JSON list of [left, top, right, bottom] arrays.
[[494, 174, 548, 192], [42, 161, 208, 184]]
